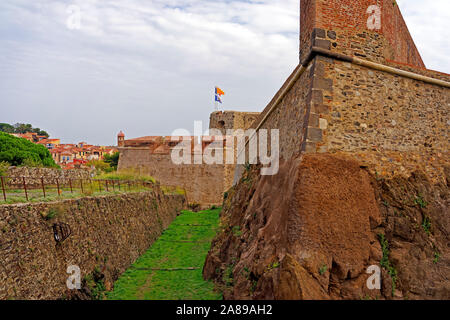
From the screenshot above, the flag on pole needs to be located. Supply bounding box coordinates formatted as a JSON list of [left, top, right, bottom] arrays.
[[215, 86, 225, 104], [215, 87, 225, 96]]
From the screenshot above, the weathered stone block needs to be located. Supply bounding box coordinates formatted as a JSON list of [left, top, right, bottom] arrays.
[[309, 113, 320, 127], [307, 127, 323, 142], [311, 104, 330, 114], [319, 118, 328, 130], [303, 141, 317, 153], [312, 28, 326, 40], [308, 89, 323, 105], [313, 38, 331, 50], [312, 77, 333, 92], [327, 30, 337, 40]]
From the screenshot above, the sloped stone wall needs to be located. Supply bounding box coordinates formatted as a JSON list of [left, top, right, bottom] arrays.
[[313, 57, 450, 183], [0, 190, 186, 300]]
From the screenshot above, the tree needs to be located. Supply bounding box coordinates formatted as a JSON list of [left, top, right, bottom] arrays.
[[0, 123, 14, 133], [104, 152, 120, 170], [87, 159, 114, 173], [0, 123, 50, 138], [0, 132, 59, 168], [14, 123, 33, 134], [36, 129, 49, 137]]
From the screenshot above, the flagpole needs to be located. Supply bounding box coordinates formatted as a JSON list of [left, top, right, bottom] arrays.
[[214, 87, 218, 111]]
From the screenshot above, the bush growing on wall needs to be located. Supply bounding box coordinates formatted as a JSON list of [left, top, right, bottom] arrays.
[[87, 159, 114, 174], [103, 152, 120, 170], [0, 132, 59, 168]]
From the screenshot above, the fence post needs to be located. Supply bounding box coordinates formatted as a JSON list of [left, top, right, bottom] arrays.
[[69, 178, 73, 193], [118, 180, 121, 191], [112, 180, 115, 192], [56, 178, 60, 197], [1, 176, 6, 201], [98, 180, 102, 192], [41, 177, 46, 198], [105, 180, 109, 192], [23, 177, 29, 201], [80, 178, 84, 194]]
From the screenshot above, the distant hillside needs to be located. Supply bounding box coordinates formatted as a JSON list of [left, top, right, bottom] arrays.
[[0, 132, 58, 168], [0, 123, 49, 137]]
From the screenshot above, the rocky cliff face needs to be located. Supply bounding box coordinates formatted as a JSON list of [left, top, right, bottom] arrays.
[[203, 154, 449, 300]]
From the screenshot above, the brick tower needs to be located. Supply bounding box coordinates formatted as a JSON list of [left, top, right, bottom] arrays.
[[300, 0, 424, 68], [117, 131, 125, 147]]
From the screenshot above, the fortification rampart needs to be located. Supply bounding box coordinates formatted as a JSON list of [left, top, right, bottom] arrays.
[[245, 49, 449, 182], [118, 111, 260, 205], [118, 147, 228, 206], [318, 57, 449, 181], [0, 191, 186, 300], [209, 111, 260, 136], [240, 1, 450, 183]]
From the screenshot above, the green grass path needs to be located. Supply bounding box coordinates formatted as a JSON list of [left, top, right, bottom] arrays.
[[107, 208, 222, 300]]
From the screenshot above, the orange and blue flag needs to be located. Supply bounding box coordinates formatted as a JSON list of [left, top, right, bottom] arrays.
[[215, 87, 225, 104], [215, 87, 225, 96]]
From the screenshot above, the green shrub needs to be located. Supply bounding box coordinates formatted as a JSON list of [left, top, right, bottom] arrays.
[[87, 160, 114, 174], [95, 169, 156, 183], [0, 132, 58, 168], [422, 216, 432, 235], [433, 251, 441, 264], [103, 152, 120, 170], [0, 161, 9, 176], [232, 226, 242, 237], [378, 234, 398, 296], [319, 264, 327, 275], [415, 194, 428, 208]]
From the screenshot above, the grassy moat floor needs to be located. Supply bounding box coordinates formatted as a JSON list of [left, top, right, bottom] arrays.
[[107, 208, 222, 300]]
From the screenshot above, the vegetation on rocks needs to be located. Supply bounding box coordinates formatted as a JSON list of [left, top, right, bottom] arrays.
[[378, 233, 398, 296]]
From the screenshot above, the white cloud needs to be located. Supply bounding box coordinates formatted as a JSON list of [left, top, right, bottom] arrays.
[[0, 0, 447, 145]]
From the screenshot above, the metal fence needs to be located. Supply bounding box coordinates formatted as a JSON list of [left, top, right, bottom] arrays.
[[0, 176, 156, 203]]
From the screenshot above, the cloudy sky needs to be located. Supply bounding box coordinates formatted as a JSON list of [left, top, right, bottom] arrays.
[[0, 0, 448, 146]]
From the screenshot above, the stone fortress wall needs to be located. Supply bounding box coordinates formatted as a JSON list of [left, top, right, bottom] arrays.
[[118, 111, 260, 206], [118, 146, 227, 206], [209, 111, 260, 136], [244, 0, 449, 182], [0, 190, 186, 300], [203, 1, 450, 301]]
